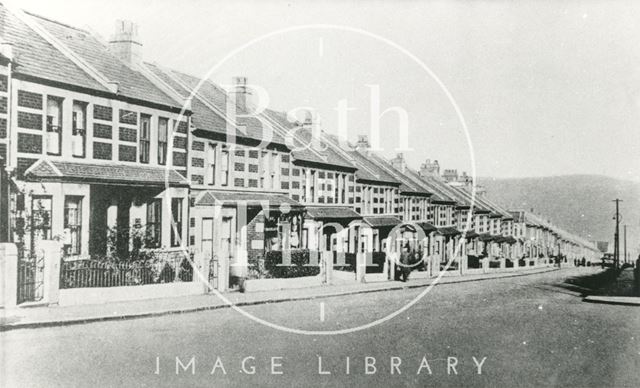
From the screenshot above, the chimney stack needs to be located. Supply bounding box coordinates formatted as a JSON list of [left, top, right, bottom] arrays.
[[355, 135, 370, 152], [230, 76, 252, 113], [419, 159, 440, 177], [390, 153, 406, 173], [108, 20, 142, 66]]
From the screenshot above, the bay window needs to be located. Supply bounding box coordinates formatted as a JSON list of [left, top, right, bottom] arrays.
[[170, 198, 183, 247], [146, 199, 161, 248], [64, 196, 82, 255]]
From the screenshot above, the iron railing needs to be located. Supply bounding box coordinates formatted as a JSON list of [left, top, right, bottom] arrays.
[[60, 250, 193, 289]]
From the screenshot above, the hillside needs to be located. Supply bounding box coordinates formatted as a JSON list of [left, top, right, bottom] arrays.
[[478, 175, 640, 257]]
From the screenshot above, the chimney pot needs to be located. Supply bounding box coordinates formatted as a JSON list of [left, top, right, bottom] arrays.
[[230, 76, 252, 113], [108, 20, 142, 66]]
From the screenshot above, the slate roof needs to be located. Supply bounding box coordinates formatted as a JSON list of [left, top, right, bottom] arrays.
[[345, 150, 401, 185], [363, 216, 402, 227], [402, 168, 457, 204], [416, 222, 438, 234], [306, 206, 362, 220], [437, 227, 461, 236], [0, 6, 107, 91], [196, 191, 303, 209], [288, 127, 357, 170], [23, 10, 180, 109], [24, 160, 189, 186], [367, 154, 433, 196]]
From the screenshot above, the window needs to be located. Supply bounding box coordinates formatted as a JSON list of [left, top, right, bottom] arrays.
[[271, 152, 279, 189], [301, 169, 307, 202], [221, 150, 229, 186], [46, 97, 63, 155], [310, 170, 316, 202], [64, 196, 82, 255], [31, 196, 52, 247], [139, 114, 151, 163], [158, 118, 168, 165], [146, 199, 161, 248], [206, 143, 217, 185], [170, 198, 183, 247], [71, 102, 87, 157]]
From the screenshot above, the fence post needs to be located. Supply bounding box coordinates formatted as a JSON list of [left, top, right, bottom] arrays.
[[0, 243, 18, 309], [40, 240, 62, 305], [356, 252, 366, 283], [193, 251, 210, 293], [322, 251, 333, 285], [460, 254, 468, 276]]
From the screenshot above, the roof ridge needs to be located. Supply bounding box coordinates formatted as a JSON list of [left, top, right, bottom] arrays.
[[10, 6, 117, 93], [23, 10, 89, 34]]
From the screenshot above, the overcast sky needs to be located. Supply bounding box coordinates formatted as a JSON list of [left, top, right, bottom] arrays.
[[13, 0, 640, 182]]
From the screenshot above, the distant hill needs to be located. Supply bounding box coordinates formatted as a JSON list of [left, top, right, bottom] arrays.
[[478, 175, 640, 258]]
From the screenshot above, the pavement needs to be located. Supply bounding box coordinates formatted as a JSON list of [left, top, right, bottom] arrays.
[[2, 266, 638, 388], [582, 267, 640, 306], [1, 266, 559, 331]]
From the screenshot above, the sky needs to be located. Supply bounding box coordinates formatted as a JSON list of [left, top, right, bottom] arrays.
[[10, 0, 640, 182]]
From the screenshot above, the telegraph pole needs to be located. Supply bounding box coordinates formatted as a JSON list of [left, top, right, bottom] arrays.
[[623, 224, 627, 264], [613, 199, 622, 269]]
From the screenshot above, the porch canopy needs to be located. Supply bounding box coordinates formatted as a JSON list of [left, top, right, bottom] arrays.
[[461, 230, 479, 239], [363, 216, 402, 228], [479, 233, 497, 242], [195, 190, 304, 211], [306, 206, 362, 221], [24, 160, 189, 187], [416, 222, 438, 235], [503, 236, 518, 245], [437, 227, 461, 237]]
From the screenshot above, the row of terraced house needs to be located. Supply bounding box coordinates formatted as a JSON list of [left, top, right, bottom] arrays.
[[0, 5, 600, 306]]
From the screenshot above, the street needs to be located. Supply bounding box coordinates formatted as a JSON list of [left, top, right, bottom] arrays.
[[2, 268, 639, 387]]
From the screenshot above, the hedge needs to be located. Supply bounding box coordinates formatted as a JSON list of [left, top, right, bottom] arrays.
[[264, 249, 320, 278]]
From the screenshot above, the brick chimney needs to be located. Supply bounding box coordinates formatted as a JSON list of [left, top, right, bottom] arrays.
[[442, 169, 458, 182], [108, 20, 142, 66], [229, 76, 252, 113], [419, 159, 440, 177], [302, 110, 325, 152], [390, 153, 406, 173], [355, 135, 370, 152]]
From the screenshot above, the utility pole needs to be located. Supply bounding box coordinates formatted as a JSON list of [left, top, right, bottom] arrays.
[[613, 199, 622, 269], [623, 224, 627, 265]]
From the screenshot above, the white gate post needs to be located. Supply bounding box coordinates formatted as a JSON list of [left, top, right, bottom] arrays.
[[356, 252, 366, 283], [0, 243, 18, 309], [40, 240, 62, 305], [322, 251, 333, 284]]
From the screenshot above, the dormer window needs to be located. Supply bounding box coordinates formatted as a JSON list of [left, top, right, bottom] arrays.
[[46, 96, 63, 155], [72, 101, 87, 157]]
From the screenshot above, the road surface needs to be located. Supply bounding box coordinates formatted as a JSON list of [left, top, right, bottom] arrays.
[[2, 268, 638, 387]]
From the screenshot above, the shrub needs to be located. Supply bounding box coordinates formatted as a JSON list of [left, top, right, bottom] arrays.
[[264, 249, 320, 278], [368, 252, 386, 274]]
